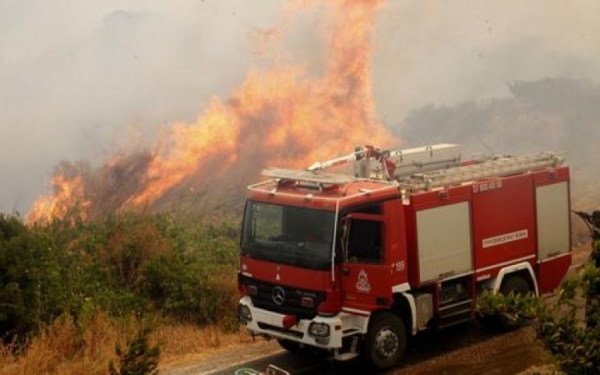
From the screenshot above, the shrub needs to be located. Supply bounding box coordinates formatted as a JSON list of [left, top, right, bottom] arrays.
[[537, 262, 600, 374], [0, 211, 241, 341], [108, 325, 160, 375], [0, 215, 73, 340], [477, 289, 539, 329], [140, 216, 240, 329]]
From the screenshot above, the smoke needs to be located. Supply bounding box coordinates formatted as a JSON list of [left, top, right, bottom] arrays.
[[1, 0, 600, 214], [373, 1, 600, 124]]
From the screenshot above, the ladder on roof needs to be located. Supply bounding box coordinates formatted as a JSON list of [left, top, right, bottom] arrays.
[[262, 143, 463, 187], [401, 151, 566, 191], [307, 143, 463, 180], [261, 168, 357, 186]]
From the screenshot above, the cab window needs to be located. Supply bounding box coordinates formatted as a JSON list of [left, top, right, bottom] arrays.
[[347, 219, 382, 263]]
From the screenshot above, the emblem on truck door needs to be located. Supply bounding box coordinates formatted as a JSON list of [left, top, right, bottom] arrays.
[[356, 269, 372, 293], [272, 286, 286, 305]]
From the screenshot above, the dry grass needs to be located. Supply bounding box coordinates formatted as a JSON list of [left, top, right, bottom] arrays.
[[0, 312, 250, 375], [0, 312, 118, 375], [155, 324, 253, 370]]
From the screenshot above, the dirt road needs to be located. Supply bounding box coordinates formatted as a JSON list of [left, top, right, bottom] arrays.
[[163, 324, 549, 375]]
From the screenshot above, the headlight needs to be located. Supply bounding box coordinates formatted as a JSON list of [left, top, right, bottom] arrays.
[[239, 304, 252, 325], [308, 322, 330, 338]]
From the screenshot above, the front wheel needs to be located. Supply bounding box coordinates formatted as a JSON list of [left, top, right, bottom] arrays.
[[363, 312, 406, 370]]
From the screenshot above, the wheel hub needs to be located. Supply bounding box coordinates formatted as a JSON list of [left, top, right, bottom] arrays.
[[374, 326, 399, 359]]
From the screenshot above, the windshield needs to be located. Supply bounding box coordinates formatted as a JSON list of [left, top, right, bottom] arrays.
[[241, 201, 335, 270]]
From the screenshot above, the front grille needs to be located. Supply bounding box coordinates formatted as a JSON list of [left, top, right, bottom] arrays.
[[241, 276, 325, 320]]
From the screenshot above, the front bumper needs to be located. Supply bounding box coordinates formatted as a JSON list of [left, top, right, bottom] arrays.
[[239, 296, 368, 349]]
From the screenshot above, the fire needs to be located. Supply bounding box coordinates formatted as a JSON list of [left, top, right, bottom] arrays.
[[27, 0, 397, 224], [27, 174, 90, 224], [128, 98, 241, 206]]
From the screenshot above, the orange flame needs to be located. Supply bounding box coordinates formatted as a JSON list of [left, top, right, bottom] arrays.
[[128, 98, 242, 206], [27, 0, 397, 224], [27, 174, 90, 224]]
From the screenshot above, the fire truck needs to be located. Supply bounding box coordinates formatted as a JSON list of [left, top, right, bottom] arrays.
[[238, 144, 571, 370]]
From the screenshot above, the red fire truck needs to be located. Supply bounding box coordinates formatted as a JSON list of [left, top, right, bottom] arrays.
[[238, 144, 571, 370]]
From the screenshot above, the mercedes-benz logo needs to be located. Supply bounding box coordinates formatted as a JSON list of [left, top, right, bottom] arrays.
[[272, 286, 286, 306]]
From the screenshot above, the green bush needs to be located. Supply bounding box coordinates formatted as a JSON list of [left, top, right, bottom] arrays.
[[140, 216, 239, 328], [0, 211, 241, 341], [0, 215, 73, 339], [537, 262, 600, 374], [477, 288, 539, 332]]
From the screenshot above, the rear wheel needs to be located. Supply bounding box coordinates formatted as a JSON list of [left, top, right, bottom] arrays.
[[500, 274, 531, 296], [498, 274, 533, 330], [363, 312, 406, 370]]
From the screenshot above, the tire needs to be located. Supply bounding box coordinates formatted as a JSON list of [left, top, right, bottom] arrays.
[[498, 274, 533, 330], [276, 339, 304, 353], [500, 274, 531, 296], [363, 312, 406, 370]]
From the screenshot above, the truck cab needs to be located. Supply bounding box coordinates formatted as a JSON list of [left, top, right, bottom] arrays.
[[238, 172, 407, 364]]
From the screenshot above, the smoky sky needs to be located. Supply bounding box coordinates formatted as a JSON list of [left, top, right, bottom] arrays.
[[1, 0, 600, 213]]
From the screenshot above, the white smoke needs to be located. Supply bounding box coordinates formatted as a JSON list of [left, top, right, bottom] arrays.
[[373, 0, 600, 123]]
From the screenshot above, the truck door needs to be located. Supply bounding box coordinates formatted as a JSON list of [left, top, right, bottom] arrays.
[[339, 213, 392, 311]]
